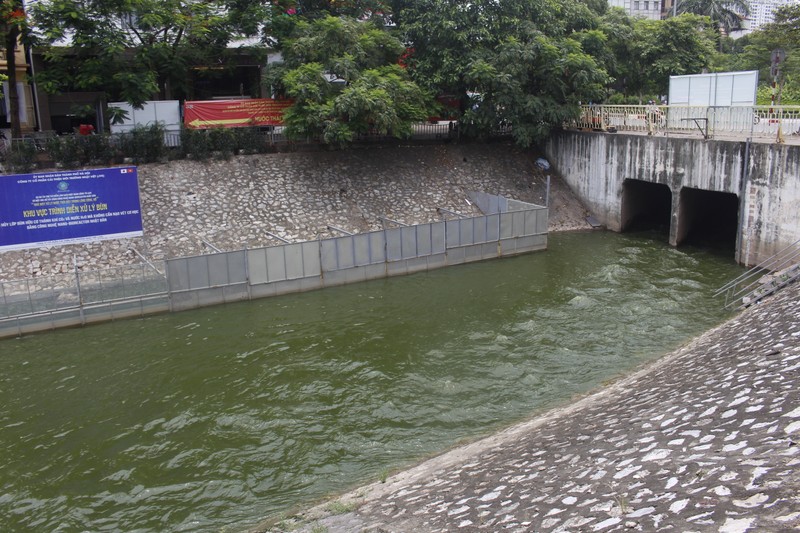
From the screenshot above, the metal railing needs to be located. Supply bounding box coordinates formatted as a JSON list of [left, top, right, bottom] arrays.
[[715, 238, 800, 309], [572, 105, 800, 142]]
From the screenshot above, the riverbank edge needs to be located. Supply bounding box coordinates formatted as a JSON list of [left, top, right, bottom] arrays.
[[250, 281, 797, 532]]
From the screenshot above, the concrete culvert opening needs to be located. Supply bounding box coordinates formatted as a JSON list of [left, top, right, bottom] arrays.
[[676, 187, 739, 252], [620, 179, 672, 239]]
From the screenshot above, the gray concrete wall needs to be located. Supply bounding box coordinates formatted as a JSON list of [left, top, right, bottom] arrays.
[[742, 143, 800, 266], [545, 131, 800, 266]]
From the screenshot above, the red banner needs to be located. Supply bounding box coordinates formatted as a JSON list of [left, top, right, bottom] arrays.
[[183, 99, 293, 129]]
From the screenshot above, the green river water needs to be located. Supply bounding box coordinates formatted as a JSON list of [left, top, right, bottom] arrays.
[[0, 231, 743, 532]]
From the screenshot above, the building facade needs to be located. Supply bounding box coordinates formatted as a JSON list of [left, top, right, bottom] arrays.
[[608, 0, 663, 20]]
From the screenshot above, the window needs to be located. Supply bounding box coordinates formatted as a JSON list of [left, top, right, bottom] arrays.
[[644, 1, 649, 9], [634, 1, 640, 9]]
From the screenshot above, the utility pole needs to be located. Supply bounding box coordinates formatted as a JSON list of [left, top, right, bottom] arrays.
[[771, 48, 785, 143]]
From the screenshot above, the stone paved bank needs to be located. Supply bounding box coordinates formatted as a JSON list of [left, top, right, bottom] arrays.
[[261, 282, 800, 532], [0, 143, 587, 283]]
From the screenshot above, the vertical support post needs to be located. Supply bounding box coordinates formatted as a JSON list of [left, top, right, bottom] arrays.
[[244, 245, 252, 301], [74, 255, 85, 325], [736, 138, 752, 266], [545, 175, 551, 207]]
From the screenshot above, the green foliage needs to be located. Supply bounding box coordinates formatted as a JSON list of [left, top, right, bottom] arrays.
[[44, 125, 166, 168], [117, 124, 169, 164], [46, 134, 116, 169], [714, 5, 800, 103], [208, 128, 238, 160], [391, 0, 610, 146], [612, 14, 716, 99], [275, 16, 430, 146], [107, 106, 131, 126], [676, 0, 750, 37], [179, 127, 268, 159], [757, 84, 800, 105], [30, 0, 234, 105], [180, 128, 214, 160], [4, 141, 37, 173]]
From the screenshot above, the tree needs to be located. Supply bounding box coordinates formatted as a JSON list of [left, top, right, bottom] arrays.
[[1, 0, 26, 139], [390, 0, 607, 146], [624, 14, 717, 99], [676, 0, 750, 39], [713, 4, 800, 104], [269, 15, 430, 145], [29, 0, 235, 107]]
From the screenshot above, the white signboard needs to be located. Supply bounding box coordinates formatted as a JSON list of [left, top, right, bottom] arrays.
[[109, 100, 181, 134], [669, 71, 758, 106]]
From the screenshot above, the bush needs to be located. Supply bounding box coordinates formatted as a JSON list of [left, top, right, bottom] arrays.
[[123, 124, 168, 164], [233, 127, 268, 154], [180, 128, 212, 160], [4, 140, 38, 173], [47, 134, 118, 169], [47, 135, 82, 169], [208, 127, 237, 160]]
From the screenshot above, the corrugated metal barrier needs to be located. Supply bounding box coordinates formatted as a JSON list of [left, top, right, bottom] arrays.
[[0, 193, 547, 337]]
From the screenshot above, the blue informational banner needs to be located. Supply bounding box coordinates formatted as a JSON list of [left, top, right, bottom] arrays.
[[0, 167, 144, 252]]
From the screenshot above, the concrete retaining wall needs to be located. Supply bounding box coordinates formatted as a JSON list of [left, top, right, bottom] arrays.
[[545, 131, 800, 266]]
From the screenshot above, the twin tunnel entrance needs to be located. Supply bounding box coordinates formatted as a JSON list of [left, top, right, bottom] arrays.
[[620, 179, 740, 252]]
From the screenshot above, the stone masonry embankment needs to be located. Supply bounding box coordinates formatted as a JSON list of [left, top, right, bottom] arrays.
[[0, 143, 590, 283]]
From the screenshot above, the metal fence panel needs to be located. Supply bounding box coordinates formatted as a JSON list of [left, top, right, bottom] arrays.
[[485, 214, 500, 241], [513, 211, 527, 238], [208, 253, 231, 287], [369, 231, 387, 263], [386, 228, 403, 261], [284, 243, 305, 279], [80, 263, 167, 304], [446, 219, 460, 248], [167, 258, 190, 292], [226, 251, 248, 284], [266, 246, 287, 282], [431, 222, 446, 253], [353, 234, 372, 266], [1, 193, 551, 337], [301, 241, 321, 277], [499, 212, 513, 239], [416, 224, 432, 256], [247, 248, 269, 285], [401, 226, 417, 259], [320, 239, 339, 272], [187, 256, 212, 289], [461, 218, 475, 246], [524, 210, 539, 236], [337, 236, 356, 269], [473, 216, 488, 244]]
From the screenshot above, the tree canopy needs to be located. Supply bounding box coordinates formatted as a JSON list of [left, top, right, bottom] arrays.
[[29, 0, 236, 105], [389, 0, 607, 145], [267, 15, 429, 145], [676, 0, 750, 37], [16, 0, 800, 144]]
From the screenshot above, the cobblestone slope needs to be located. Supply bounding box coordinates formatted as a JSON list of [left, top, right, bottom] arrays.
[[0, 143, 589, 282], [264, 282, 800, 532]]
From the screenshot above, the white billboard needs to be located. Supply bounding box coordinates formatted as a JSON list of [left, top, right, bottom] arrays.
[[108, 100, 181, 134], [669, 71, 759, 106]]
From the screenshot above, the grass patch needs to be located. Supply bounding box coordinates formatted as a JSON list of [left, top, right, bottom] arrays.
[[325, 500, 357, 515]]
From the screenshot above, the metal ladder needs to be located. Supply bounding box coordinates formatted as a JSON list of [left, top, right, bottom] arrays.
[[715, 238, 800, 309]]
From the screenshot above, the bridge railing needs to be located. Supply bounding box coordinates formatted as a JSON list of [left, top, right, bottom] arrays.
[[572, 105, 800, 141]]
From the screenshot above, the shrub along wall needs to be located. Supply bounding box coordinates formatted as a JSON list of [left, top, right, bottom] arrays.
[[1, 125, 276, 174]]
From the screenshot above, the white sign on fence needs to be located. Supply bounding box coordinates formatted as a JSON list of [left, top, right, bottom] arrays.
[[109, 100, 181, 135], [669, 71, 758, 107]]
